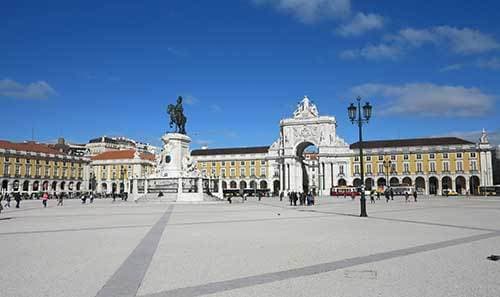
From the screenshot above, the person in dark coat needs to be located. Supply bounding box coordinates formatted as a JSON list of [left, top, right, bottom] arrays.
[[14, 193, 21, 208], [390, 188, 394, 200], [293, 192, 298, 206], [385, 190, 390, 203], [279, 191, 284, 202], [288, 192, 292, 206], [413, 190, 418, 202]]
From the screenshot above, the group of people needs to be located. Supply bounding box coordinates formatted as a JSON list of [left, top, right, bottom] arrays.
[[0, 192, 22, 212], [366, 188, 418, 203], [285, 191, 315, 206]]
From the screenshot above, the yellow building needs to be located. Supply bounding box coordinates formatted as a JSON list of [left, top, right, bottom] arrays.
[[90, 149, 155, 194], [349, 137, 489, 195], [0, 140, 90, 196], [191, 146, 276, 195]]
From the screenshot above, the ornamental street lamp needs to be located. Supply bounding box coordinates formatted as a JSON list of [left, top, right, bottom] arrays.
[[348, 97, 372, 217], [383, 160, 392, 200]]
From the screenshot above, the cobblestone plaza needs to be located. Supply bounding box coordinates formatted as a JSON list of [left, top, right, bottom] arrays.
[[1, 196, 499, 297]]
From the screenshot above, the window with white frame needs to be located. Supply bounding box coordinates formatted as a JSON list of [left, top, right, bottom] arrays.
[[443, 161, 449, 172], [221, 168, 226, 177], [403, 163, 409, 173], [366, 164, 372, 174], [470, 152, 476, 158], [378, 155, 383, 161], [417, 162, 423, 172], [456, 152, 462, 159], [250, 167, 255, 176], [354, 164, 360, 174], [416, 153, 422, 160], [443, 153, 448, 159], [391, 155, 396, 161], [339, 165, 344, 174], [456, 161, 463, 171], [429, 162, 436, 172], [378, 163, 384, 173], [260, 167, 266, 176], [15, 164, 20, 175], [3, 163, 9, 175], [429, 153, 435, 159], [240, 167, 245, 177], [470, 160, 477, 171], [391, 163, 397, 173], [366, 156, 371, 161], [404, 154, 409, 160], [230, 168, 235, 177]]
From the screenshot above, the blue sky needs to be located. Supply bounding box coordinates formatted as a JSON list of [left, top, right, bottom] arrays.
[[1, 0, 499, 148]]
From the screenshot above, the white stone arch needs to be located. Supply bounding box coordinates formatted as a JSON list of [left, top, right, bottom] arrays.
[[274, 96, 350, 195]]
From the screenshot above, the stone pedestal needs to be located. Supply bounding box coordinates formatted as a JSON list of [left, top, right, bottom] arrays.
[[130, 132, 223, 202], [157, 133, 192, 178]]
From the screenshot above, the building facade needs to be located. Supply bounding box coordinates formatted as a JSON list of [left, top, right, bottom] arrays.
[[86, 136, 157, 156], [192, 147, 273, 194], [0, 140, 90, 195], [349, 136, 492, 195], [90, 149, 155, 194], [191, 97, 495, 196]]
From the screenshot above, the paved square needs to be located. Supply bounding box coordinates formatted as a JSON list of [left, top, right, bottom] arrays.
[[1, 196, 499, 297]]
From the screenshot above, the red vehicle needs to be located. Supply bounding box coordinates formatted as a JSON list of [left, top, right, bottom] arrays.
[[330, 186, 360, 197]]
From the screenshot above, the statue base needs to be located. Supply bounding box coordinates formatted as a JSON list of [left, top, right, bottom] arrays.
[[129, 133, 223, 202]]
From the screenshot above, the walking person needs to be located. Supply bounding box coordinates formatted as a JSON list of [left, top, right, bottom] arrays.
[[293, 192, 298, 206], [57, 193, 64, 206], [42, 192, 49, 208], [5, 193, 11, 208], [385, 190, 390, 203], [288, 192, 292, 206], [413, 190, 418, 202], [279, 191, 284, 202], [405, 191, 409, 203], [14, 193, 21, 208], [370, 191, 375, 204], [376, 191, 381, 200], [390, 188, 394, 201], [90, 192, 94, 203], [0, 194, 3, 213]]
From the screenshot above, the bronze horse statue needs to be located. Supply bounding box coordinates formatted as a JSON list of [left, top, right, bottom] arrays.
[[167, 96, 187, 134]]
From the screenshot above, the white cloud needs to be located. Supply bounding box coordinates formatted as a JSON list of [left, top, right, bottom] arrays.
[[340, 43, 401, 60], [252, 0, 351, 23], [351, 83, 495, 117], [167, 47, 188, 57], [434, 129, 500, 145], [477, 57, 500, 70], [343, 26, 500, 61], [336, 12, 384, 37], [183, 95, 198, 105], [0, 79, 56, 99], [439, 64, 464, 72], [435, 26, 500, 54], [210, 104, 222, 112]]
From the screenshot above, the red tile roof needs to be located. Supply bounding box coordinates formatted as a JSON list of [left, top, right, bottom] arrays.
[[0, 140, 65, 155], [91, 149, 155, 161]]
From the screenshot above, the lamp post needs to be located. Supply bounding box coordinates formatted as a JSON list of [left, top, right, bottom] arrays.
[[383, 160, 392, 200], [348, 97, 372, 217]]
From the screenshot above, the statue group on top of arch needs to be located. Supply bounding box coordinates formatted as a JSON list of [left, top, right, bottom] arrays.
[[293, 96, 319, 119]]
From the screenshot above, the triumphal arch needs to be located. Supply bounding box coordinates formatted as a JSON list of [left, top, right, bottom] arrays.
[[268, 97, 352, 194]]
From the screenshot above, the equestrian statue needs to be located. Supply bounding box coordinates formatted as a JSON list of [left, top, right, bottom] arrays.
[[167, 96, 187, 134]]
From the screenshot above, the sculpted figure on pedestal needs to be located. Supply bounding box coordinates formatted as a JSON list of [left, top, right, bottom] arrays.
[[167, 96, 187, 134]]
